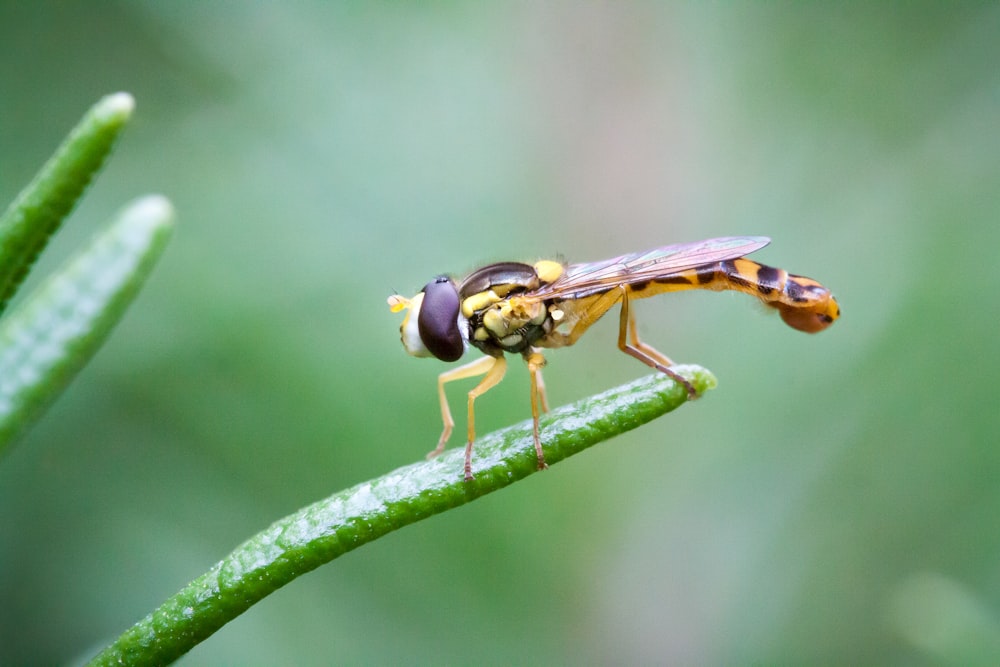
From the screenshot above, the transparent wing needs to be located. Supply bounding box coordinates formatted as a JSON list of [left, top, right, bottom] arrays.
[[529, 236, 770, 300]]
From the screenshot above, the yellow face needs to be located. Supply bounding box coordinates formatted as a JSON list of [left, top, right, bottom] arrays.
[[387, 292, 432, 358], [388, 276, 467, 362]]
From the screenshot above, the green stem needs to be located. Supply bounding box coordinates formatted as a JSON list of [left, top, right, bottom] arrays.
[[0, 92, 134, 313], [0, 196, 174, 454], [87, 365, 716, 666]]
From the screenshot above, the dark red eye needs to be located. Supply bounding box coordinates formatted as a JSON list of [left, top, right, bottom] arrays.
[[418, 277, 464, 361]]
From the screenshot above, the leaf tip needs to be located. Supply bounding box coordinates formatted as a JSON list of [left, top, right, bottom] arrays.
[[96, 92, 136, 124], [696, 368, 718, 394], [121, 194, 175, 234]]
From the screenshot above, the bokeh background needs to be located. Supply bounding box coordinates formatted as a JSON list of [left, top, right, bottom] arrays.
[[2, 3, 999, 664]]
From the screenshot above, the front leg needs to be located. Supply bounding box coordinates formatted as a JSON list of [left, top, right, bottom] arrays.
[[428, 355, 498, 460], [461, 355, 508, 481]]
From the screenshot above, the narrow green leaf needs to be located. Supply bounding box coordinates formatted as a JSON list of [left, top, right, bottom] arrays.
[[0, 195, 174, 454], [0, 92, 134, 313], [87, 365, 716, 666]]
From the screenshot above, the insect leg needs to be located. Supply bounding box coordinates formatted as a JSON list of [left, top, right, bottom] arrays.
[[534, 362, 550, 413], [626, 301, 675, 367], [546, 289, 624, 348], [462, 355, 508, 481], [525, 351, 549, 472], [429, 355, 498, 460], [617, 286, 698, 399]]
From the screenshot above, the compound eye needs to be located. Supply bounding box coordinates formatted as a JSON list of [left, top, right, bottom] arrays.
[[418, 277, 464, 362]]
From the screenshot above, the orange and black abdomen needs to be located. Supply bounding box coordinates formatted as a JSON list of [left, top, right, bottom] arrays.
[[631, 258, 840, 333]]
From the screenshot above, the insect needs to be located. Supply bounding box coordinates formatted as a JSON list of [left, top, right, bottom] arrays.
[[388, 236, 839, 481]]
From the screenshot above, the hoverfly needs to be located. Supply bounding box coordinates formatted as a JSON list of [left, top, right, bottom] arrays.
[[388, 236, 839, 481]]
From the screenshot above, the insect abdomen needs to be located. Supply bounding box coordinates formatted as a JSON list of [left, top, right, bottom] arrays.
[[707, 259, 840, 333], [635, 259, 840, 333]]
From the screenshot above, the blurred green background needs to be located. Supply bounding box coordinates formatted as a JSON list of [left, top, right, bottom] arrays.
[[2, 3, 999, 664]]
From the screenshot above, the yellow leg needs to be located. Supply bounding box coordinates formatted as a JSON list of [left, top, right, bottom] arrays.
[[547, 288, 624, 348], [534, 363, 550, 413], [461, 356, 508, 480], [429, 355, 498, 460], [626, 296, 675, 367], [617, 286, 697, 399], [525, 351, 549, 471]]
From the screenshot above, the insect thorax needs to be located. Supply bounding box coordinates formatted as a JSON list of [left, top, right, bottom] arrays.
[[457, 262, 557, 356], [467, 296, 554, 355]]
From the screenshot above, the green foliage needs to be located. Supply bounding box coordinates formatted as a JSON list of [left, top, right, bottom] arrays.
[[0, 93, 134, 313], [88, 368, 713, 665], [1, 92, 713, 665], [0, 94, 174, 457], [3, 5, 999, 665]]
